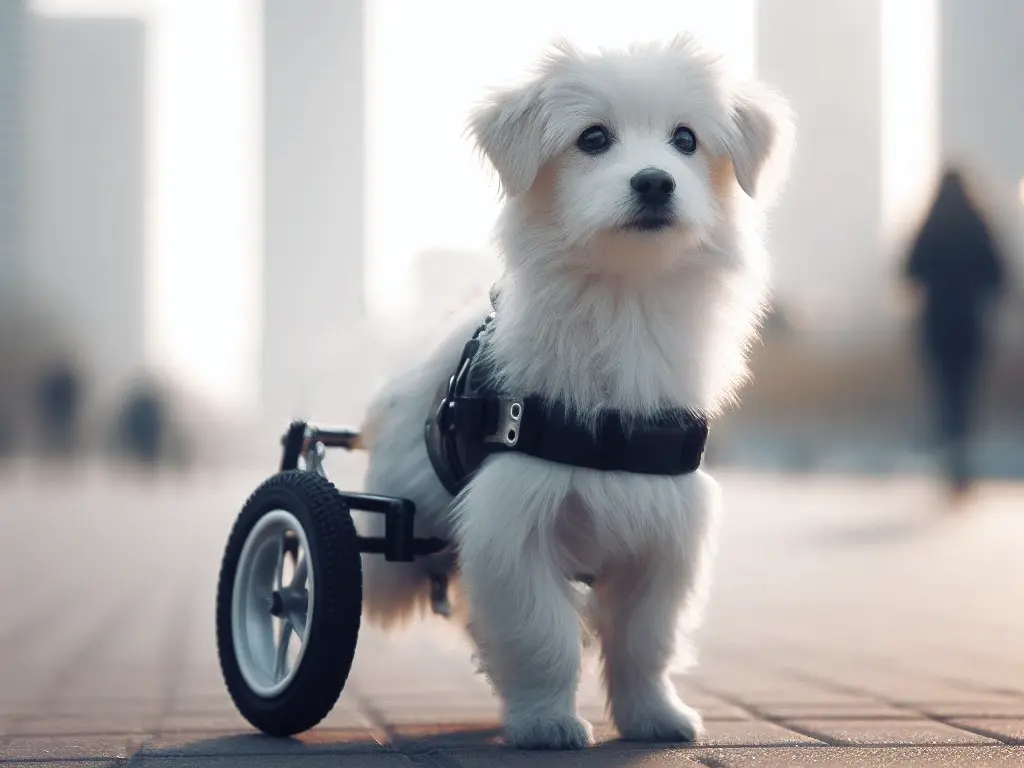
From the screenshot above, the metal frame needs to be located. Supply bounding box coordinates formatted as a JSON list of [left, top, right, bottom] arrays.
[[279, 421, 448, 563]]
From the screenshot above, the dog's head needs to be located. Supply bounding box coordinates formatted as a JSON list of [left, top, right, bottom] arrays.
[[469, 36, 794, 276]]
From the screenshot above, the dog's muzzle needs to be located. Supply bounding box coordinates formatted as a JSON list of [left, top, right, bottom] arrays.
[[626, 168, 677, 231], [624, 210, 677, 232]]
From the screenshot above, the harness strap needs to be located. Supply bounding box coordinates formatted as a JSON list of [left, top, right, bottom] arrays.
[[446, 394, 709, 475], [424, 303, 711, 494]]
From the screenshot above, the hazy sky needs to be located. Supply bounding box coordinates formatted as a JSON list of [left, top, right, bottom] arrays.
[[34, 0, 261, 410]]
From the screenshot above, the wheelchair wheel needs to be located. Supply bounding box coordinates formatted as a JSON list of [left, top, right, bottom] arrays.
[[216, 470, 362, 736]]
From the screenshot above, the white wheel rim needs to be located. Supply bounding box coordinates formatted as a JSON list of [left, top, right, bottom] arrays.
[[231, 509, 315, 698]]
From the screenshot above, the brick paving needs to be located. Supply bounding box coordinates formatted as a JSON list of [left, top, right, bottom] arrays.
[[1, 460, 1022, 766]]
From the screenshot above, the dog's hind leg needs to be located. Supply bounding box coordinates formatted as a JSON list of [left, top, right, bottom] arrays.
[[455, 464, 592, 750]]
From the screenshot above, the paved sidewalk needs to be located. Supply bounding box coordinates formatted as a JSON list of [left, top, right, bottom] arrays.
[[1, 462, 1022, 766]]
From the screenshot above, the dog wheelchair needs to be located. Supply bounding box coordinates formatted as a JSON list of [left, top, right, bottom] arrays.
[[215, 307, 711, 737], [215, 420, 451, 737]]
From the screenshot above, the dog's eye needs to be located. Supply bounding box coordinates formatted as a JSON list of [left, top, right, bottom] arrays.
[[577, 125, 612, 154], [671, 126, 698, 155]]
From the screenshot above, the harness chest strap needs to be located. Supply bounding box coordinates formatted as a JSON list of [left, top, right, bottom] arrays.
[[424, 312, 711, 495], [444, 394, 710, 475]]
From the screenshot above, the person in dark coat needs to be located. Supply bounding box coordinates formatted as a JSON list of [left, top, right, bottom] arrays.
[[904, 168, 1006, 495]]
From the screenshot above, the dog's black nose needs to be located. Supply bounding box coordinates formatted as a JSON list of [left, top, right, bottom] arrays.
[[630, 168, 676, 207]]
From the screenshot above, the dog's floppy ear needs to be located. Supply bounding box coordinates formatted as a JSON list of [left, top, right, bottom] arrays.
[[725, 81, 794, 205], [468, 78, 553, 198]]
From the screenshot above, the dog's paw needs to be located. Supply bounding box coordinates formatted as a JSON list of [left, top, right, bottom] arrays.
[[504, 713, 594, 750], [615, 698, 704, 743]]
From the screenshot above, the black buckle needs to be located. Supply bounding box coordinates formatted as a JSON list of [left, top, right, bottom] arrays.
[[436, 375, 458, 433]]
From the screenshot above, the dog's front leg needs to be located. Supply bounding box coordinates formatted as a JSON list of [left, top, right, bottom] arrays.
[[595, 547, 708, 743], [593, 487, 717, 743], [455, 468, 593, 750]]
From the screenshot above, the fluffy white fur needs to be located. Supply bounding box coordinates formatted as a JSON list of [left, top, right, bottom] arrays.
[[356, 35, 793, 750]]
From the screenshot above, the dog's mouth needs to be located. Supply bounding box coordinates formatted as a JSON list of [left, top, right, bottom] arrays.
[[622, 212, 677, 233]]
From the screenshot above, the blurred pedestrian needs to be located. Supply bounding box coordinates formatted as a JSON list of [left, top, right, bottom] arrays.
[[0, 408, 15, 459], [34, 361, 82, 458], [115, 382, 166, 467], [904, 168, 1006, 497]]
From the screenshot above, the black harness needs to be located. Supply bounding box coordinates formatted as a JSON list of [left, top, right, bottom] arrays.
[[424, 310, 711, 496]]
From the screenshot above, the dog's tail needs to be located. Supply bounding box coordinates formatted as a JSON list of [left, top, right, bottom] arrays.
[[357, 499, 459, 630], [360, 554, 436, 629], [353, 408, 381, 451]]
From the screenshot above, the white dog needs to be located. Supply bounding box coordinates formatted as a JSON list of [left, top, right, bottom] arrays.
[[356, 35, 793, 750]]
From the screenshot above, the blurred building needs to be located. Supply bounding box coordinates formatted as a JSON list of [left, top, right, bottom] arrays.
[[0, 0, 28, 296], [720, 0, 1024, 476], [1, 0, 1020, 459], [756, 0, 943, 343], [757, 0, 885, 343], [940, 0, 1024, 262], [758, 0, 1022, 348], [0, 0, 30, 451], [260, 0, 366, 424], [26, 15, 148, 398]]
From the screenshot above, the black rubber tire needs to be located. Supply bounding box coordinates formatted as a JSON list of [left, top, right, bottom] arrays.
[[216, 470, 362, 737]]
